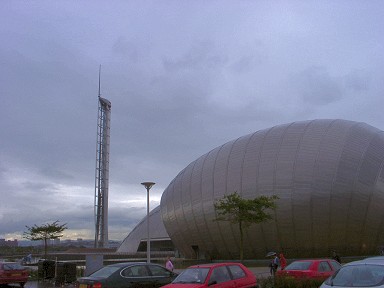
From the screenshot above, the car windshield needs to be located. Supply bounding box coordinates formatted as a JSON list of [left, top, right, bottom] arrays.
[[90, 266, 120, 278], [3, 263, 25, 270], [325, 264, 384, 287], [285, 261, 311, 270], [172, 267, 210, 284]]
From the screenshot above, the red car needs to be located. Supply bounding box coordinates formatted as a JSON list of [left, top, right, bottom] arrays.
[[0, 262, 29, 287], [160, 262, 257, 288], [276, 259, 341, 280]]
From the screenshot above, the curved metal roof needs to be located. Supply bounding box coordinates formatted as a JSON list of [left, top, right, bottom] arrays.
[[117, 206, 169, 253], [160, 119, 384, 259]]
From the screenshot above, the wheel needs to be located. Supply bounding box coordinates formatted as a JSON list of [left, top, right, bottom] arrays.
[[20, 283, 25, 288]]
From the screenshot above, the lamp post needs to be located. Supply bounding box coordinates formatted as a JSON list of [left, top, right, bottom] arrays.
[[141, 182, 155, 263]]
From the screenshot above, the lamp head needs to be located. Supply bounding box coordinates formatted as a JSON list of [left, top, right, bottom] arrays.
[[141, 182, 155, 190]]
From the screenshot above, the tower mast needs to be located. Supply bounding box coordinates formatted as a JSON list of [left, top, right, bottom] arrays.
[[94, 65, 111, 248]]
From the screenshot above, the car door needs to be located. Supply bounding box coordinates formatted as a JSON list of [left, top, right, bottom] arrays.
[[208, 266, 235, 288], [121, 265, 152, 288], [317, 261, 333, 279], [147, 264, 177, 287], [228, 264, 255, 287]]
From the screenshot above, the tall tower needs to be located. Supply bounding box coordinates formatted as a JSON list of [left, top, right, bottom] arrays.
[[94, 67, 111, 248]]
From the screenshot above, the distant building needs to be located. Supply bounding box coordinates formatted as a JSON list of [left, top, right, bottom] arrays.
[[0, 239, 18, 247]]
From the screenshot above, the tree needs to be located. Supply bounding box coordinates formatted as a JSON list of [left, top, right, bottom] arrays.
[[23, 220, 67, 258], [214, 192, 279, 260]]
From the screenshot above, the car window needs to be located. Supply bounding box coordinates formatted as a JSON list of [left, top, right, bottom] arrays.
[[147, 265, 172, 277], [3, 263, 25, 270], [173, 268, 209, 284], [210, 266, 231, 284], [318, 261, 332, 272], [124, 265, 149, 277], [285, 261, 311, 270], [91, 266, 120, 277], [121, 267, 134, 277], [326, 264, 384, 287], [228, 265, 246, 279]]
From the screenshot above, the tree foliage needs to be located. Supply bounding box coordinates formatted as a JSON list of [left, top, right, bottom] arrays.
[[23, 220, 67, 258], [214, 192, 279, 260]]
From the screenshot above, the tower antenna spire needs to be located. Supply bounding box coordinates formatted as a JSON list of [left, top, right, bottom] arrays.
[[98, 65, 101, 98]]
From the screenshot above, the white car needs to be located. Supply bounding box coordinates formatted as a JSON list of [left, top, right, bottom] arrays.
[[320, 258, 384, 288]]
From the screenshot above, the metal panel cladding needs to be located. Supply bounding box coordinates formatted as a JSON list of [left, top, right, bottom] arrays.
[[117, 206, 168, 253], [160, 119, 384, 259]]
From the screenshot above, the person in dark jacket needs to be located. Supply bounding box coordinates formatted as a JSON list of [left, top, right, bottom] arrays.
[[332, 250, 341, 263]]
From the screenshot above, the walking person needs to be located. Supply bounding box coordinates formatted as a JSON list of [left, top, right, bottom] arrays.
[[269, 259, 274, 276], [269, 254, 279, 275], [332, 250, 341, 263], [273, 254, 279, 272], [165, 256, 174, 271], [279, 253, 287, 270]]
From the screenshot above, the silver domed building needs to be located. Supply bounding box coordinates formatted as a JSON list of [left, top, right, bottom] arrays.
[[118, 119, 384, 259], [117, 206, 174, 254], [160, 119, 384, 259]]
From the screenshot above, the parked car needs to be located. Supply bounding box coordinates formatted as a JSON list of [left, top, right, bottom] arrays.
[[364, 256, 384, 261], [160, 262, 257, 288], [320, 258, 384, 288], [76, 262, 178, 288], [0, 261, 29, 287], [276, 259, 341, 280]]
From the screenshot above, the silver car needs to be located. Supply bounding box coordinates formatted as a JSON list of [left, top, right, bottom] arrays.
[[320, 258, 384, 288]]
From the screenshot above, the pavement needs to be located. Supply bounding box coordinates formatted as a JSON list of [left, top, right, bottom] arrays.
[[17, 267, 272, 288]]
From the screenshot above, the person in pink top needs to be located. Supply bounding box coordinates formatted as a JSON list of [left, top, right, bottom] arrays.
[[165, 256, 174, 271]]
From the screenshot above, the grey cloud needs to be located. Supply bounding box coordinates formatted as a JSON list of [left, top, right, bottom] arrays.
[[230, 55, 260, 74], [1, 1, 384, 241], [294, 66, 343, 105], [162, 41, 227, 72], [344, 70, 371, 92], [112, 37, 141, 63], [39, 168, 74, 181]]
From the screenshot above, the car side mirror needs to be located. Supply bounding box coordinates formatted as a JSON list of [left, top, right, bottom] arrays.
[[208, 279, 217, 286]]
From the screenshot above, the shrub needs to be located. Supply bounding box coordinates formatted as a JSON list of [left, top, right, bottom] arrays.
[[258, 276, 324, 288]]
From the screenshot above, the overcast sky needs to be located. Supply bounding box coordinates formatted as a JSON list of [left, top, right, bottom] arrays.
[[1, 1, 384, 242]]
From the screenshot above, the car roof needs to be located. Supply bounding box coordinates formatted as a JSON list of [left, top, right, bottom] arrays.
[[290, 259, 332, 262], [342, 259, 384, 267], [364, 256, 384, 261], [106, 262, 147, 267], [189, 262, 242, 268], [0, 262, 18, 263]]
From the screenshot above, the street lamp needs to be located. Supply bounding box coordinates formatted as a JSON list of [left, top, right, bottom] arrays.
[[141, 182, 155, 263]]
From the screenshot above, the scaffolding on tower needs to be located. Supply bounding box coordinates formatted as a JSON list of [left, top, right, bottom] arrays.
[[94, 67, 111, 248]]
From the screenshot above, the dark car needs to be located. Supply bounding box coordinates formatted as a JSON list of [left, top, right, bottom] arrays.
[[160, 262, 257, 288], [276, 259, 341, 280], [0, 262, 29, 287], [76, 262, 177, 288]]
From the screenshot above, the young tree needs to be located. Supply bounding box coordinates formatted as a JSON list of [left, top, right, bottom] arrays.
[[214, 192, 279, 260], [23, 220, 67, 259]]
